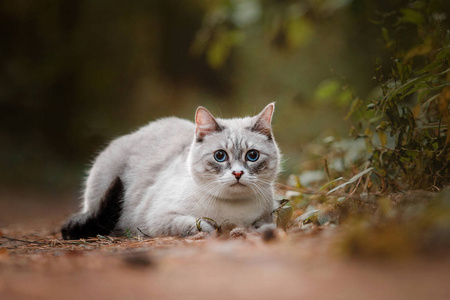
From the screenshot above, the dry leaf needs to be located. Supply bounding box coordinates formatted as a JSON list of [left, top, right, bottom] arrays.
[[276, 206, 293, 230], [0, 248, 9, 260]]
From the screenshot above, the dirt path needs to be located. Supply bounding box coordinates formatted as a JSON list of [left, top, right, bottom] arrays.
[[1, 191, 450, 300]]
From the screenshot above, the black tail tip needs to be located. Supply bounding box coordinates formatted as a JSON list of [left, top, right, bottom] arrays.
[[61, 177, 124, 240]]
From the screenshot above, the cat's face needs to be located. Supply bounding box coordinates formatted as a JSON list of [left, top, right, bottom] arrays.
[[188, 103, 280, 200]]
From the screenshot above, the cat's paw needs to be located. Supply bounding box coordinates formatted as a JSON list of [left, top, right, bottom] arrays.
[[180, 217, 216, 237], [195, 218, 216, 233]]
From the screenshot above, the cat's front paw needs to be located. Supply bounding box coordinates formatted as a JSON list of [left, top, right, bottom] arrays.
[[195, 217, 216, 233], [180, 217, 216, 237]]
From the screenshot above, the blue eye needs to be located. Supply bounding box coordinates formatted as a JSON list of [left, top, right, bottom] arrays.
[[214, 150, 227, 162], [246, 150, 259, 162]]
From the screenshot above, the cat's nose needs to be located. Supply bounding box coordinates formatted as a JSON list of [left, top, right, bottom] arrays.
[[232, 171, 244, 180]]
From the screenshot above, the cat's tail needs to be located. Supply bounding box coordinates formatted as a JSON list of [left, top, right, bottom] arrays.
[[61, 177, 124, 240]]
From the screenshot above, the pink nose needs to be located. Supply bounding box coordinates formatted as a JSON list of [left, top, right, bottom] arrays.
[[232, 171, 244, 180]]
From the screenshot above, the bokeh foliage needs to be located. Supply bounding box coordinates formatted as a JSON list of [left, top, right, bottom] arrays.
[[1, 0, 449, 193], [345, 0, 450, 190]]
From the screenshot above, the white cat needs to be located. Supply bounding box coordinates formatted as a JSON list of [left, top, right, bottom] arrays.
[[62, 103, 281, 239]]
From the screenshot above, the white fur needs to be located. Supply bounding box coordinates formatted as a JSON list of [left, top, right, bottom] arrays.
[[80, 104, 280, 237]]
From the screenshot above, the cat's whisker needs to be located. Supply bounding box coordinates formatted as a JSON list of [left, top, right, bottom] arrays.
[[192, 181, 221, 212], [255, 183, 271, 203], [249, 184, 263, 213], [199, 182, 226, 218], [251, 182, 273, 209]]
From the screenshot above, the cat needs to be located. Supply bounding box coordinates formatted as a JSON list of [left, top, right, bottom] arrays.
[[61, 103, 281, 239]]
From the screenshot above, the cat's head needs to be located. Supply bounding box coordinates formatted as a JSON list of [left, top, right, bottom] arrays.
[[188, 103, 281, 201]]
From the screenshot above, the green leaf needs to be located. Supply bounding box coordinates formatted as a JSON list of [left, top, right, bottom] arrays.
[[206, 29, 244, 69], [381, 27, 389, 42], [382, 68, 450, 106], [398, 8, 425, 25], [404, 38, 433, 61], [286, 17, 314, 49], [436, 46, 450, 60], [345, 98, 363, 119], [338, 88, 354, 107], [377, 130, 387, 147], [315, 79, 340, 102]]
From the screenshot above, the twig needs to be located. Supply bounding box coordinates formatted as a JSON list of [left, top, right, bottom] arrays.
[[277, 183, 377, 203], [324, 159, 331, 181], [274, 182, 316, 194], [50, 239, 64, 247], [0, 236, 46, 245], [363, 169, 372, 193], [347, 173, 364, 200], [136, 227, 152, 238]]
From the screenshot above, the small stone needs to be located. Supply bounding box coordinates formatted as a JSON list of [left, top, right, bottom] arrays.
[[123, 252, 154, 269]]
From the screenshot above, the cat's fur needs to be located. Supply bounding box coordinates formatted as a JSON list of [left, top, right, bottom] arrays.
[[61, 103, 281, 239]]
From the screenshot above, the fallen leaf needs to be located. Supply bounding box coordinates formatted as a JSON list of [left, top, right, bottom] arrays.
[[276, 206, 293, 230], [296, 209, 320, 223], [0, 248, 9, 260]]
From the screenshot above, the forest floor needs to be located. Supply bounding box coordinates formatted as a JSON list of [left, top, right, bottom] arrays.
[[1, 188, 450, 300]]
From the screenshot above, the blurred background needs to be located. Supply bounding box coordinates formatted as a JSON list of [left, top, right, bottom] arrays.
[[0, 0, 447, 196]]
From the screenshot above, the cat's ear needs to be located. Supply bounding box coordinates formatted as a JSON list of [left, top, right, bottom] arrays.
[[195, 106, 221, 140], [252, 103, 275, 138]]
